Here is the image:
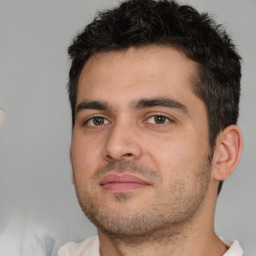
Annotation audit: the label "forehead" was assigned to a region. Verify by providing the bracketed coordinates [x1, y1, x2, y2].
[77, 46, 199, 107]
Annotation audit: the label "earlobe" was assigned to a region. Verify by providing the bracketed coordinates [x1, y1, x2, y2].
[212, 125, 243, 181]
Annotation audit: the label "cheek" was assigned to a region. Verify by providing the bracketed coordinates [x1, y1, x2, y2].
[71, 132, 104, 178]
[143, 131, 208, 178]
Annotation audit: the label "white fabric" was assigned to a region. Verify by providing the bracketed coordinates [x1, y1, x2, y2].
[58, 236, 100, 256]
[222, 237, 243, 256]
[58, 236, 243, 256]
[0, 216, 56, 256]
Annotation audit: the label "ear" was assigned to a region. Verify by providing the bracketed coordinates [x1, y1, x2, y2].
[70, 147, 75, 185]
[211, 125, 243, 181]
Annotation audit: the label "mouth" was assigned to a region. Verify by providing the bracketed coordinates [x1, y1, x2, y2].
[99, 173, 151, 193]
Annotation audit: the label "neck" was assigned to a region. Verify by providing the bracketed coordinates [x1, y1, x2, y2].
[98, 221, 227, 256]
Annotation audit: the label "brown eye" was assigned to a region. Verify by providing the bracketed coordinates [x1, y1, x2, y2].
[147, 115, 169, 124]
[86, 116, 109, 126]
[154, 115, 167, 124]
[93, 117, 105, 125]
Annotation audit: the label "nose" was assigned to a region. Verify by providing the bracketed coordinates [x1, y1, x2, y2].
[102, 121, 143, 162]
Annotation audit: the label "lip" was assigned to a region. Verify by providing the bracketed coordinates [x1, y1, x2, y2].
[99, 173, 150, 192]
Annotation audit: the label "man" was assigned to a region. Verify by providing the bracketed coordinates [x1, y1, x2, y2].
[58, 0, 243, 255]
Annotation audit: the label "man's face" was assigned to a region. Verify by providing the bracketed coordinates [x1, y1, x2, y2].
[70, 46, 213, 239]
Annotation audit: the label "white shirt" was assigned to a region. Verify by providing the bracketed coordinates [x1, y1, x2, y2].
[221, 237, 243, 256]
[58, 236, 243, 256]
[0, 216, 56, 256]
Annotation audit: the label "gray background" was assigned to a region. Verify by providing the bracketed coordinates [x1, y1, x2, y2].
[0, 0, 255, 255]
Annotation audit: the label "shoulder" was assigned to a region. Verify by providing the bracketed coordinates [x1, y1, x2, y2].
[58, 236, 99, 256]
[0, 216, 56, 256]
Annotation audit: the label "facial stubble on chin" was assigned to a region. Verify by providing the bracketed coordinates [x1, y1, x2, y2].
[73, 156, 212, 243]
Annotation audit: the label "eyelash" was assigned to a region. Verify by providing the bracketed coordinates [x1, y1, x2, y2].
[146, 114, 173, 125]
[83, 114, 173, 127]
[83, 115, 110, 127]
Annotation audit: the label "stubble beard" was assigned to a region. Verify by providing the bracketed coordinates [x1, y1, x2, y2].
[73, 156, 212, 244]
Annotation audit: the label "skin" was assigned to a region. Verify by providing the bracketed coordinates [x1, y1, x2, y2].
[70, 46, 242, 256]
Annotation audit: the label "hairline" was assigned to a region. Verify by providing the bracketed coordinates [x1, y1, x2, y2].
[71, 44, 216, 145]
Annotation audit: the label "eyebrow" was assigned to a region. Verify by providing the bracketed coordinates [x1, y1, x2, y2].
[76, 97, 188, 115]
[131, 97, 188, 114]
[76, 100, 110, 114]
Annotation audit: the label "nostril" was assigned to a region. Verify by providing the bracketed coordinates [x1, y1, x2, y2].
[105, 153, 133, 161]
[121, 153, 133, 158]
